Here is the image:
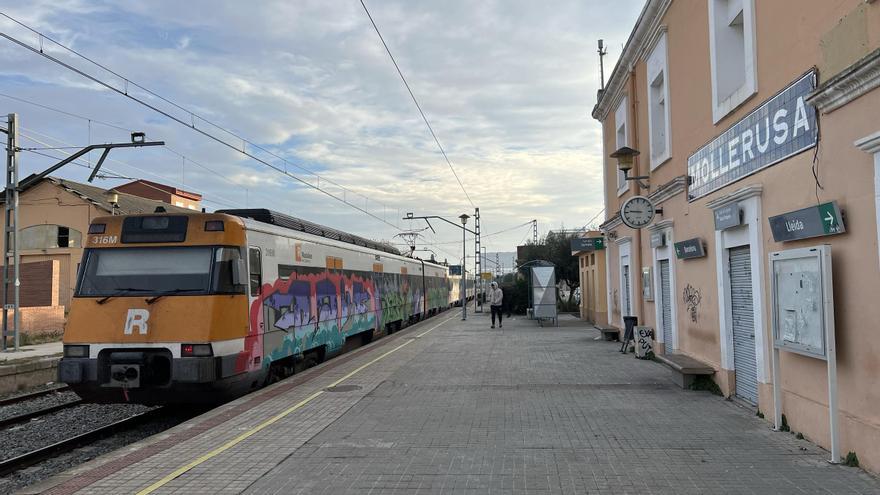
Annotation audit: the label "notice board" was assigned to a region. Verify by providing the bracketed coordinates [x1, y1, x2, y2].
[770, 245, 833, 359]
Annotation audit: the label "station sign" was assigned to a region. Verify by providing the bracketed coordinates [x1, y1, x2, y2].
[714, 203, 742, 231]
[570, 237, 604, 252]
[768, 201, 845, 242]
[650, 231, 666, 248]
[480, 272, 493, 280]
[448, 265, 462, 276]
[674, 238, 707, 260]
[687, 71, 818, 201]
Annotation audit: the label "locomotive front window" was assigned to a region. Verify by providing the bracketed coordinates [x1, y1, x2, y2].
[77, 246, 246, 297]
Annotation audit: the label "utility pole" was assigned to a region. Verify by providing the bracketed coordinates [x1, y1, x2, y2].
[403, 212, 475, 321]
[2, 114, 20, 351]
[474, 207, 481, 313]
[495, 252, 501, 278]
[1, 118, 162, 352]
[533, 219, 538, 244]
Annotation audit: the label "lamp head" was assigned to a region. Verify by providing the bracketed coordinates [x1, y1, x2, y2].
[459, 213, 470, 225]
[610, 146, 640, 175]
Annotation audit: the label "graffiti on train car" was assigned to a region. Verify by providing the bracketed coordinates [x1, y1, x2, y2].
[249, 266, 436, 371]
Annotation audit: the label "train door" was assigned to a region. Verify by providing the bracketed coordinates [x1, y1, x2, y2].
[246, 246, 265, 371]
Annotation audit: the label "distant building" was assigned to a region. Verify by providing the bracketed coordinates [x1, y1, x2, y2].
[572, 231, 607, 326]
[115, 179, 202, 211]
[1, 177, 192, 308]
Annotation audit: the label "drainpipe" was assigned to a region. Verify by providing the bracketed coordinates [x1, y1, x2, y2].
[629, 69, 646, 324]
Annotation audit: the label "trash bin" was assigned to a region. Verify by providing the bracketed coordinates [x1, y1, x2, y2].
[620, 316, 638, 353]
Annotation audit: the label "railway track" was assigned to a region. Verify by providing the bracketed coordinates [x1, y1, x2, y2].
[0, 407, 166, 476]
[0, 385, 70, 407]
[0, 398, 84, 429]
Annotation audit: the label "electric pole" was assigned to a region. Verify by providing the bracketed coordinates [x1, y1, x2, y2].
[533, 219, 538, 244]
[2, 114, 20, 351]
[1, 116, 162, 352]
[474, 207, 481, 312]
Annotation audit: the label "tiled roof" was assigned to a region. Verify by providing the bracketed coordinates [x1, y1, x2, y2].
[11, 176, 194, 215]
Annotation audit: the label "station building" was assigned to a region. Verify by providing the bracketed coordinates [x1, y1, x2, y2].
[594, 0, 880, 471]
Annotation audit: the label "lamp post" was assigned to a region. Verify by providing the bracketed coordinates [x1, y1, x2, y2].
[403, 212, 477, 322]
[459, 214, 469, 320]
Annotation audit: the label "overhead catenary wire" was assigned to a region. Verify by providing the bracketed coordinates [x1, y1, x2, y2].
[0, 13, 405, 233]
[358, 0, 474, 209]
[0, 93, 329, 221]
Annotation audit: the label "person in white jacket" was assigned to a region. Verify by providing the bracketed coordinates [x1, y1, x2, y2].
[489, 282, 503, 328]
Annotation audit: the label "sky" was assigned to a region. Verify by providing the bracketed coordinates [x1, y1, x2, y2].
[0, 0, 642, 263]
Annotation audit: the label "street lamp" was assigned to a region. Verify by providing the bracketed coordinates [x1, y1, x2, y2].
[459, 214, 469, 320]
[610, 146, 650, 189]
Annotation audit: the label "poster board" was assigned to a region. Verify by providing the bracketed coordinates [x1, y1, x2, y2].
[769, 245, 833, 359]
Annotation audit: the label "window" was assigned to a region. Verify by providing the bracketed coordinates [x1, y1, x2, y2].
[708, 0, 757, 123]
[20, 224, 82, 250]
[249, 247, 262, 296]
[647, 32, 671, 168]
[615, 96, 629, 195]
[76, 246, 244, 297]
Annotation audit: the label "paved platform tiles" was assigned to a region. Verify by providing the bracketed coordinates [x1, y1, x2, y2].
[28, 311, 880, 495]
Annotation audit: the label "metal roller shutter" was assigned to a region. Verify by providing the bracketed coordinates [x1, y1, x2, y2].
[659, 260, 672, 354]
[729, 246, 758, 404]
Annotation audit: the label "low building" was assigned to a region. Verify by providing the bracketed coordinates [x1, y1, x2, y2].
[115, 179, 202, 211]
[1, 177, 192, 308]
[593, 0, 880, 472]
[572, 231, 607, 325]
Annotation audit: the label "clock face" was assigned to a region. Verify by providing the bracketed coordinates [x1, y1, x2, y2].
[621, 195, 655, 229]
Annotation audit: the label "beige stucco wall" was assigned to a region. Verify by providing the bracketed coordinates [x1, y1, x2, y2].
[598, 0, 880, 473]
[1, 181, 107, 309]
[577, 246, 607, 326]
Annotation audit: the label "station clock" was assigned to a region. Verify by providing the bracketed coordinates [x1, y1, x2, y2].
[620, 195, 656, 229]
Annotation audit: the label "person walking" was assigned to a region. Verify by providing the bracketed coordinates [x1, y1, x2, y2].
[489, 281, 504, 328]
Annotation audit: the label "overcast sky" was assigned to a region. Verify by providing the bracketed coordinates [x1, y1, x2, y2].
[0, 0, 642, 261]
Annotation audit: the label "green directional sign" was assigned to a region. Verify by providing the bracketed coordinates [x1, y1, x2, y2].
[570, 237, 605, 252]
[817, 202, 844, 235]
[768, 201, 845, 242]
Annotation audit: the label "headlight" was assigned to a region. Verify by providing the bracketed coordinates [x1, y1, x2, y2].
[63, 345, 90, 358]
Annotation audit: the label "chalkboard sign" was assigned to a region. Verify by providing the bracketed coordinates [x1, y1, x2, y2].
[770, 245, 833, 359]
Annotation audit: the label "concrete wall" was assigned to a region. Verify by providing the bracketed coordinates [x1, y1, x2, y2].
[597, 0, 880, 473]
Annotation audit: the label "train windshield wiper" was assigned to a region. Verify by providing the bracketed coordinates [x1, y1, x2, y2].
[145, 288, 203, 305]
[96, 288, 153, 305]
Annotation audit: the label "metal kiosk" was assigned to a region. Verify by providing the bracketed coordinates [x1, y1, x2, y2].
[530, 265, 557, 327]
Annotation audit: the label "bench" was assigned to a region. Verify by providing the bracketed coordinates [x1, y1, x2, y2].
[595, 326, 620, 341]
[655, 353, 715, 389]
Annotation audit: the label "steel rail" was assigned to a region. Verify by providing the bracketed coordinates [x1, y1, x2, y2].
[0, 399, 84, 429]
[0, 386, 70, 407]
[0, 407, 164, 476]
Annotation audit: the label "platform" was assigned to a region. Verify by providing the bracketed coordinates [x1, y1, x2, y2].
[27, 312, 880, 494]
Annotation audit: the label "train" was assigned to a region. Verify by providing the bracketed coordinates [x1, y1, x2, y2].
[58, 209, 474, 404]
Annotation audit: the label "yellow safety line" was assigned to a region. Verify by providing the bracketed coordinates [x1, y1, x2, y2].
[136, 313, 454, 495]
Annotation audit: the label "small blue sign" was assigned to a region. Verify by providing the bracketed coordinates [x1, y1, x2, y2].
[448, 265, 462, 276]
[688, 71, 818, 201]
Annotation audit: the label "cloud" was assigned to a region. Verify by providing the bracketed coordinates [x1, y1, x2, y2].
[0, 0, 641, 250]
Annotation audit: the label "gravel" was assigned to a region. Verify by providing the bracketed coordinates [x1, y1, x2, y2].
[0, 389, 80, 422]
[0, 403, 153, 462]
[0, 409, 195, 494]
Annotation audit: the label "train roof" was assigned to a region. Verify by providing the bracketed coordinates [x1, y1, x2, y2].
[217, 208, 402, 256]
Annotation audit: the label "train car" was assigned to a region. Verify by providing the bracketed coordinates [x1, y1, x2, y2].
[447, 273, 476, 307]
[58, 209, 450, 404]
